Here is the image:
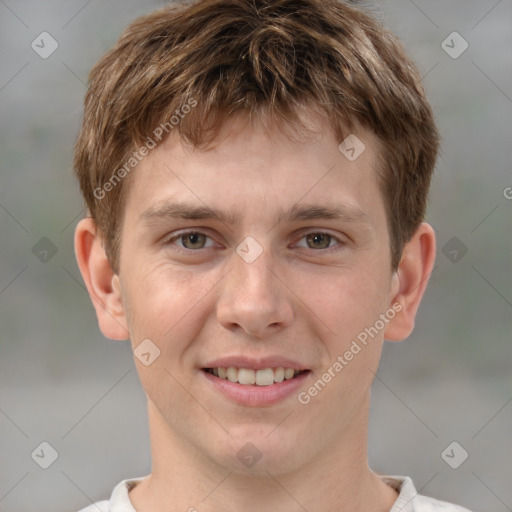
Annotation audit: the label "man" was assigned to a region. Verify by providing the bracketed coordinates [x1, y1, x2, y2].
[73, 1, 471, 510]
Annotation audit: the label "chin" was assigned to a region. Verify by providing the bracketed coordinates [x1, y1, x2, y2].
[209, 426, 306, 476]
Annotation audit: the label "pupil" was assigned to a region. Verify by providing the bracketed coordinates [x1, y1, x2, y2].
[307, 233, 330, 249]
[184, 233, 204, 248]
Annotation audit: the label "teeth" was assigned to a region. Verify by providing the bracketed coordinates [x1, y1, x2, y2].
[255, 368, 274, 386]
[227, 367, 238, 383]
[273, 367, 284, 383]
[238, 368, 256, 385]
[284, 368, 295, 380]
[209, 366, 303, 386]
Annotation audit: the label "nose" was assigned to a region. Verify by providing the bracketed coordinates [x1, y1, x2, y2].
[216, 244, 294, 338]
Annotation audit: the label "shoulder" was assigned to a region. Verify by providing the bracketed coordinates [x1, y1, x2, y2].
[413, 494, 473, 511]
[75, 500, 109, 512]
[382, 475, 473, 512]
[73, 476, 146, 512]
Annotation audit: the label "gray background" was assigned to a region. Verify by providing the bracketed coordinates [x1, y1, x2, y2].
[0, 1, 511, 511]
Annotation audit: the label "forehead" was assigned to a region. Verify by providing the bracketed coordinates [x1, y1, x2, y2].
[122, 113, 384, 230]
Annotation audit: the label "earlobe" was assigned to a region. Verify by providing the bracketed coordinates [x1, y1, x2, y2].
[383, 222, 436, 342]
[74, 218, 130, 340]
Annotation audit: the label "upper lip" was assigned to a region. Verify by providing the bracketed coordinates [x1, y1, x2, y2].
[202, 356, 310, 371]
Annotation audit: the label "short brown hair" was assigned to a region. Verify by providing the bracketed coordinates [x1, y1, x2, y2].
[74, 0, 439, 272]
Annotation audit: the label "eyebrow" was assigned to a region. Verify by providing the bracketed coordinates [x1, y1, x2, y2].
[139, 201, 372, 227]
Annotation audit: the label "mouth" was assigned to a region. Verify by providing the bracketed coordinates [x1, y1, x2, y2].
[201, 366, 311, 406]
[202, 367, 309, 386]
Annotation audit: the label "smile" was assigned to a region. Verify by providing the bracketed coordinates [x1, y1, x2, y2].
[203, 367, 307, 386]
[201, 367, 311, 406]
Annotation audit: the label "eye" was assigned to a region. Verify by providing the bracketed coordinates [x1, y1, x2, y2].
[166, 231, 215, 250]
[295, 232, 344, 251]
[164, 230, 344, 253]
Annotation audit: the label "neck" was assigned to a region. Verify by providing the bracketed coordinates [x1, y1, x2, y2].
[130, 395, 397, 512]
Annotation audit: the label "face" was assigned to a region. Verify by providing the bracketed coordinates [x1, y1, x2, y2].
[114, 114, 399, 475]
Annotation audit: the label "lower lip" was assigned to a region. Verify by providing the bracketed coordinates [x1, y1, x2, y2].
[201, 370, 310, 406]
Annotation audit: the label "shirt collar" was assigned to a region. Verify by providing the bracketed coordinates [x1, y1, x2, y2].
[383, 475, 419, 512]
[108, 474, 417, 512]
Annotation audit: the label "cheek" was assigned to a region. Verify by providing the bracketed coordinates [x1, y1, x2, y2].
[122, 262, 216, 356]
[294, 263, 390, 341]
[122, 265, 213, 406]
[124, 261, 188, 321]
[297, 264, 390, 399]
[306, 271, 388, 405]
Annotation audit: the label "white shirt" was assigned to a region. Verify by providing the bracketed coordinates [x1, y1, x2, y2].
[77, 475, 472, 511]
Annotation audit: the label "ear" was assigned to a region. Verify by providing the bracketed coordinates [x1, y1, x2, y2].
[384, 222, 436, 342]
[74, 217, 129, 340]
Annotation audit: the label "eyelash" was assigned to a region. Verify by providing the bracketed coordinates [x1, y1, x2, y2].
[164, 230, 347, 254]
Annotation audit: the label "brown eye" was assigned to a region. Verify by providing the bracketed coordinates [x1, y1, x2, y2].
[305, 233, 333, 249]
[180, 232, 207, 249]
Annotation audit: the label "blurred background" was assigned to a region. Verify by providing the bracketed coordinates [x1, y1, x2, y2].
[0, 1, 511, 510]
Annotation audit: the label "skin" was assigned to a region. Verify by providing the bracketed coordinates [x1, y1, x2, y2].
[75, 112, 436, 512]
